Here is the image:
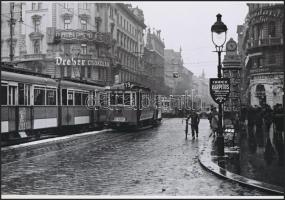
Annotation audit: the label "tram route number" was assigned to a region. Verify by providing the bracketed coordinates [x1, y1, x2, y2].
[113, 117, 126, 122]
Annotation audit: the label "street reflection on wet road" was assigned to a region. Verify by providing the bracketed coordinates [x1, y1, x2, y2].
[1, 119, 272, 196]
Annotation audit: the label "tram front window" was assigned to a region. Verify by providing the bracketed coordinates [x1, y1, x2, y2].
[117, 93, 123, 105]
[124, 93, 130, 106]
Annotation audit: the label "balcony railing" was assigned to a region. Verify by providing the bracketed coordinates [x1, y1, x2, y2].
[247, 36, 283, 49]
[61, 7, 74, 16]
[78, 8, 91, 18]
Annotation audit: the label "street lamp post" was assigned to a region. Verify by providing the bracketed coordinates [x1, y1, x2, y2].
[211, 14, 228, 156]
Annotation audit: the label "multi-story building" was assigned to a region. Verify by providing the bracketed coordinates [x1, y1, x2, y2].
[143, 28, 167, 94]
[1, 2, 147, 86]
[114, 3, 146, 84]
[240, 3, 284, 107]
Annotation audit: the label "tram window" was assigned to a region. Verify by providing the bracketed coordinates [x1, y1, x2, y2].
[110, 93, 116, 105]
[68, 90, 74, 105]
[82, 93, 88, 106]
[100, 93, 108, 107]
[25, 84, 31, 105]
[1, 84, 8, 105]
[9, 85, 17, 105]
[19, 83, 25, 105]
[62, 89, 67, 105]
[46, 89, 56, 105]
[34, 87, 45, 105]
[117, 93, 123, 105]
[75, 91, 82, 105]
[131, 93, 136, 106]
[124, 93, 130, 105]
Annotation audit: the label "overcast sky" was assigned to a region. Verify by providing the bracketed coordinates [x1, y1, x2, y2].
[128, 1, 250, 78]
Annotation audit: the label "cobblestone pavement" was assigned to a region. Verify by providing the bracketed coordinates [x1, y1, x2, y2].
[1, 118, 273, 196]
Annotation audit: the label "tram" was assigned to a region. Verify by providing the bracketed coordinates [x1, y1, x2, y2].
[1, 65, 105, 146]
[105, 82, 162, 130]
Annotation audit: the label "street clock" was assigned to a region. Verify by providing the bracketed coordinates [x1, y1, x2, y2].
[226, 40, 237, 51]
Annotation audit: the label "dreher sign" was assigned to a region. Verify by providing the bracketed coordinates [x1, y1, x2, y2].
[209, 78, 230, 104]
[55, 57, 110, 67]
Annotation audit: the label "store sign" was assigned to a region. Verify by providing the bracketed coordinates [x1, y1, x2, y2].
[250, 8, 283, 24]
[55, 57, 110, 67]
[55, 29, 112, 44]
[210, 78, 230, 104]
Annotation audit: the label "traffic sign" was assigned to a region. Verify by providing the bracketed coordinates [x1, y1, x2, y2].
[209, 78, 230, 104]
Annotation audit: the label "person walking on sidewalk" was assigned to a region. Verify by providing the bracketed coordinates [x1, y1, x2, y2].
[210, 107, 219, 137]
[189, 109, 200, 139]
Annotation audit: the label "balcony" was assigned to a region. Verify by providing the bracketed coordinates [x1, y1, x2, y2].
[78, 8, 91, 19]
[61, 7, 74, 18]
[247, 36, 283, 49]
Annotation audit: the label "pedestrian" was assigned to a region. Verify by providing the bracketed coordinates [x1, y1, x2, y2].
[189, 109, 200, 139]
[210, 107, 219, 137]
[263, 104, 273, 132]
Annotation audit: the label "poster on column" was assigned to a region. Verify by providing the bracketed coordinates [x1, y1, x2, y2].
[209, 78, 230, 104]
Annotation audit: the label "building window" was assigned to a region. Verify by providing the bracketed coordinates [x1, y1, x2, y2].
[63, 43, 71, 54]
[81, 19, 87, 30]
[34, 19, 40, 32]
[63, 3, 68, 9]
[81, 44, 87, 54]
[82, 3, 88, 10]
[33, 40, 40, 54]
[109, 6, 113, 18]
[64, 19, 71, 29]
[268, 21, 276, 37]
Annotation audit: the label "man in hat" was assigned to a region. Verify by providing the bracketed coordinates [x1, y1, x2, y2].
[189, 108, 200, 139]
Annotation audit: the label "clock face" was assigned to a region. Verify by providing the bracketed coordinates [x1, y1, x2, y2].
[227, 41, 237, 51]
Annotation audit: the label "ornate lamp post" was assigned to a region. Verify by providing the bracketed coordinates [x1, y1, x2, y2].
[211, 14, 228, 156]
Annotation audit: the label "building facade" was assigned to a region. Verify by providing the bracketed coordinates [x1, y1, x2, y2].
[143, 28, 168, 94]
[113, 3, 146, 84]
[241, 3, 284, 108]
[1, 2, 147, 86]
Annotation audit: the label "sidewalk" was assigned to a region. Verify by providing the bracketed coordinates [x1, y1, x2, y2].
[198, 123, 284, 195]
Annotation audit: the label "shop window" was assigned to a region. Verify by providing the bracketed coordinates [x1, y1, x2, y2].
[62, 89, 67, 105]
[1, 84, 8, 105]
[34, 87, 45, 105]
[46, 89, 56, 105]
[63, 43, 71, 54]
[64, 19, 71, 30]
[68, 90, 74, 105]
[268, 21, 276, 37]
[75, 91, 82, 105]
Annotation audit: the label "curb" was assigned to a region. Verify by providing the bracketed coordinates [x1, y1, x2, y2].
[198, 139, 284, 195]
[1, 129, 112, 165]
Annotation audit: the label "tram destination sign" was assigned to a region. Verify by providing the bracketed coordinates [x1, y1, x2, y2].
[209, 78, 230, 104]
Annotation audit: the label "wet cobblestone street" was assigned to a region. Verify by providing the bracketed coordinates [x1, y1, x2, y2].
[1, 118, 273, 196]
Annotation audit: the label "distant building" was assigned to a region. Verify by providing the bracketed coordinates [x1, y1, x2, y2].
[240, 3, 284, 107]
[143, 28, 168, 94]
[164, 48, 193, 95]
